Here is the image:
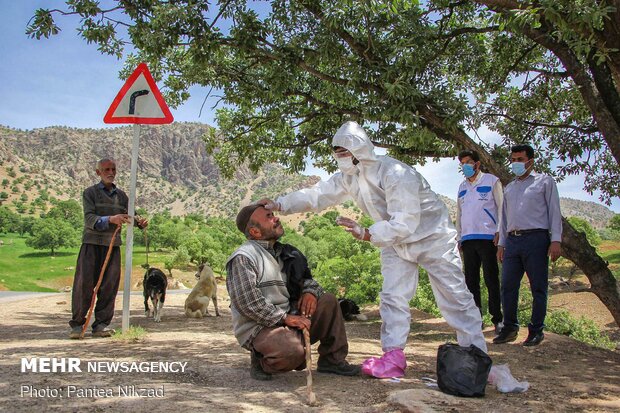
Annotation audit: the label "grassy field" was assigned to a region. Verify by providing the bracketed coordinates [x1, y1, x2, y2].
[1, 232, 619, 292]
[0, 233, 176, 291]
[599, 240, 620, 278]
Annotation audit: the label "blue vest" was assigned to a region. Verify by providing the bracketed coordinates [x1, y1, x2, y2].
[458, 173, 499, 241]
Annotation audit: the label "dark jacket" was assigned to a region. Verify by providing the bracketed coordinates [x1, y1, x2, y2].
[276, 243, 313, 306]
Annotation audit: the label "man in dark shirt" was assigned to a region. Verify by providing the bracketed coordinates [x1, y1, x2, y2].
[69, 158, 147, 339]
[226, 203, 359, 380]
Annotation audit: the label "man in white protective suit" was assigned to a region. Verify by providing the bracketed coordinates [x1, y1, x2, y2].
[259, 121, 487, 378]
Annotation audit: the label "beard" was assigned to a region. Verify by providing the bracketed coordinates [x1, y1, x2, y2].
[257, 222, 284, 241]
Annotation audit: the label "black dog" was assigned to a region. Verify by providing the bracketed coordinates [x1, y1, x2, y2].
[338, 298, 366, 321]
[143, 267, 168, 322]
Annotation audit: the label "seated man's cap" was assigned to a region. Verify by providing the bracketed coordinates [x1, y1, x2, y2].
[235, 203, 265, 233]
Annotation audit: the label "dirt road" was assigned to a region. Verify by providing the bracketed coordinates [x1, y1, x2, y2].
[1, 287, 619, 412]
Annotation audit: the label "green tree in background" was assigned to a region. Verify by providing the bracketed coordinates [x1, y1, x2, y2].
[164, 246, 191, 277]
[145, 213, 244, 273]
[27, 0, 620, 325]
[25, 218, 80, 255]
[610, 214, 620, 232]
[16, 216, 37, 237]
[0, 206, 20, 233]
[567, 216, 601, 247]
[283, 212, 383, 303]
[46, 199, 83, 229]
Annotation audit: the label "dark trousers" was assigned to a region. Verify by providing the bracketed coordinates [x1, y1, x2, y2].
[251, 293, 349, 374]
[69, 244, 121, 331]
[501, 232, 550, 334]
[461, 239, 502, 325]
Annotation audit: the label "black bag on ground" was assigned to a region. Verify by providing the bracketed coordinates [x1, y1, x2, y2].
[436, 343, 492, 397]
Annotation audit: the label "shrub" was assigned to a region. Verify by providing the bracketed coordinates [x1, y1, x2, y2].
[598, 228, 620, 241]
[314, 252, 383, 304]
[410, 269, 441, 317]
[546, 310, 615, 350]
[25, 217, 80, 255]
[516, 286, 615, 349]
[567, 217, 601, 246]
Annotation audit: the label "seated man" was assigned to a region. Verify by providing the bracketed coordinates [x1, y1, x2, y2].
[226, 203, 360, 380]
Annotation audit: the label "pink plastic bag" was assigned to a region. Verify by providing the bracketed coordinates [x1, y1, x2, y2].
[361, 349, 406, 378]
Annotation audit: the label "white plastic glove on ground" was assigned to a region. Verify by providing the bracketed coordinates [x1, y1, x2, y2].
[488, 364, 529, 393]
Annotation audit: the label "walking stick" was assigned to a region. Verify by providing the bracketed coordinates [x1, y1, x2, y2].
[80, 224, 122, 339]
[141, 216, 149, 268]
[303, 328, 317, 405]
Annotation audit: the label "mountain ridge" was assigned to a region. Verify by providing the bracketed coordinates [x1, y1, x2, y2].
[0, 123, 317, 218]
[0, 123, 616, 228]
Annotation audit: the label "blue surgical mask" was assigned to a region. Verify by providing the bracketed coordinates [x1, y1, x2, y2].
[461, 163, 475, 178]
[511, 161, 527, 176]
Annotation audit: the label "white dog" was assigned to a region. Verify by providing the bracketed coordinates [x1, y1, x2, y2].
[184, 263, 220, 318]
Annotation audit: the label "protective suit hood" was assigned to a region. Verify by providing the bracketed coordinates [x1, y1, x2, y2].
[332, 121, 378, 162]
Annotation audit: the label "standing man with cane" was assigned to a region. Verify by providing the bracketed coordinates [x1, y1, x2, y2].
[69, 158, 147, 339]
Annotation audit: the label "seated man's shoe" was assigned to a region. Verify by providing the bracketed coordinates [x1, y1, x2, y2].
[317, 359, 360, 376]
[250, 351, 272, 381]
[361, 349, 406, 378]
[92, 326, 116, 338]
[492, 328, 518, 344]
[69, 326, 83, 339]
[523, 331, 544, 347]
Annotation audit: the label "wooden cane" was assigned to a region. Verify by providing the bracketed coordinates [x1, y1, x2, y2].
[140, 215, 149, 268]
[303, 328, 317, 405]
[80, 224, 121, 339]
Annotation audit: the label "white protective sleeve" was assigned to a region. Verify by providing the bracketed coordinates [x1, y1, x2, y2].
[277, 173, 352, 214]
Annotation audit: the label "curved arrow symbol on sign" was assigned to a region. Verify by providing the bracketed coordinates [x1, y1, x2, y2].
[129, 90, 150, 114]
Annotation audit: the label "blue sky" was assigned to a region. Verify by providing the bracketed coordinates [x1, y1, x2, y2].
[1, 1, 618, 213]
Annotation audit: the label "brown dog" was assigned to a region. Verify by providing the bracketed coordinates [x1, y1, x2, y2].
[184, 263, 220, 318]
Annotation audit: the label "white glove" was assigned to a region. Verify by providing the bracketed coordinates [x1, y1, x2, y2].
[256, 198, 281, 211]
[336, 216, 366, 240]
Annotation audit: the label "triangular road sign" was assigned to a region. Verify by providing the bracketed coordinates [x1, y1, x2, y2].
[103, 63, 174, 124]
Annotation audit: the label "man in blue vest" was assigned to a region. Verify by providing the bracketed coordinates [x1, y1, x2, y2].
[456, 150, 503, 334]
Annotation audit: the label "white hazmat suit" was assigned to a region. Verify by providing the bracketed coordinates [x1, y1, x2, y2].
[277, 121, 487, 353]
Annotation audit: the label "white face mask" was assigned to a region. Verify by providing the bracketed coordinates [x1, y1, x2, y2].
[336, 156, 358, 175]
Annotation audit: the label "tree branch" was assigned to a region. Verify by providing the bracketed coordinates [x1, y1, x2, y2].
[485, 112, 599, 133]
[436, 25, 500, 39]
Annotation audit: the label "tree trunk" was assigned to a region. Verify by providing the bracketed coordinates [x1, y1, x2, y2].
[417, 104, 620, 327]
[478, 0, 620, 169]
[560, 217, 620, 327]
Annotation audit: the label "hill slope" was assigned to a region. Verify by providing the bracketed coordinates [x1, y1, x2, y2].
[0, 123, 616, 227]
[0, 124, 317, 218]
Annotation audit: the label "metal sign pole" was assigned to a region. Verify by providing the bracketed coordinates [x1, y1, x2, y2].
[103, 63, 172, 333]
[122, 124, 141, 332]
